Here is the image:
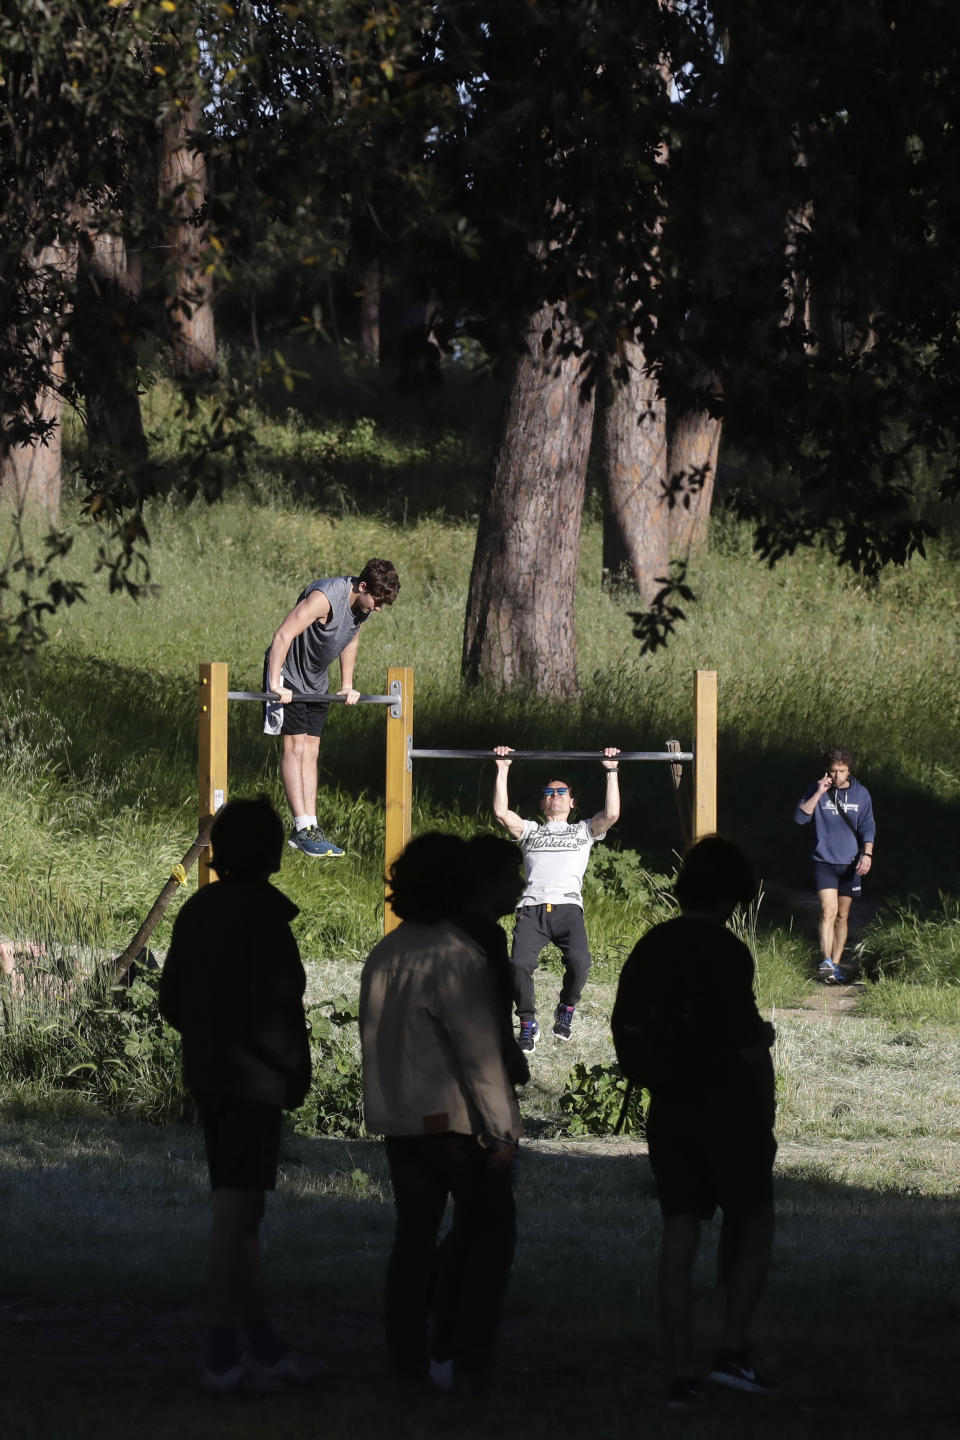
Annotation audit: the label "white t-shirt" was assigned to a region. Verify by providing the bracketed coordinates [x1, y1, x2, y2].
[517, 819, 603, 909]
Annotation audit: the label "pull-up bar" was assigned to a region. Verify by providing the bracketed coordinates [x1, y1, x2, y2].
[228, 690, 396, 705]
[197, 663, 717, 929]
[409, 748, 694, 762]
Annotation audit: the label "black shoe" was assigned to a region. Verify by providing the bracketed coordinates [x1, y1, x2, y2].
[518, 1020, 540, 1053]
[552, 1003, 575, 1040]
[707, 1350, 778, 1395]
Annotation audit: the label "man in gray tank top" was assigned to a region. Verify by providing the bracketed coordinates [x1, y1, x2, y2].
[265, 558, 400, 856]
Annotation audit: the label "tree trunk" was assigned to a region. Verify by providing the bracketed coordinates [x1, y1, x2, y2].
[159, 97, 216, 378]
[0, 365, 64, 519]
[667, 401, 722, 556]
[357, 257, 381, 364]
[0, 244, 72, 520]
[600, 341, 669, 605]
[462, 305, 595, 697]
[75, 228, 147, 458]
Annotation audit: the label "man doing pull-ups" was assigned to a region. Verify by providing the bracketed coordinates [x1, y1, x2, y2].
[493, 746, 621, 1051]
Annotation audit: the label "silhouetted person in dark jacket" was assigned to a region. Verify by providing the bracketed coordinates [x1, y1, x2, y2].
[160, 796, 311, 1393]
[612, 836, 777, 1409]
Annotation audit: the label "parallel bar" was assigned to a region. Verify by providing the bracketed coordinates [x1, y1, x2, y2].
[385, 668, 414, 935]
[409, 748, 693, 762]
[198, 662, 228, 888]
[693, 669, 718, 840]
[228, 690, 394, 704]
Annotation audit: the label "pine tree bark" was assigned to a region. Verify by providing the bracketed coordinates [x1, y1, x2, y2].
[667, 400, 721, 556]
[0, 364, 64, 519]
[75, 228, 147, 458]
[0, 244, 71, 520]
[600, 341, 669, 605]
[159, 97, 216, 378]
[357, 256, 381, 364]
[462, 305, 595, 697]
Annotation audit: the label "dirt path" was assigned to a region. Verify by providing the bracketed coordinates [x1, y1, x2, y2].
[763, 880, 874, 1023]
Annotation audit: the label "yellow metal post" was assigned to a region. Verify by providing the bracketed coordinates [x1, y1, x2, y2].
[693, 669, 718, 841]
[198, 661, 228, 886]
[384, 666, 413, 933]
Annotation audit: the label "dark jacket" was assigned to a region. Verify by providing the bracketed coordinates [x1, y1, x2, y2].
[612, 915, 774, 1120]
[159, 879, 311, 1109]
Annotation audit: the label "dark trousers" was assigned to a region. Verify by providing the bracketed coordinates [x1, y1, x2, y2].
[384, 1133, 517, 1378]
[511, 903, 592, 1021]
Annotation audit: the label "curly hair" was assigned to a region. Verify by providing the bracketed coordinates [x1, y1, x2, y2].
[357, 557, 400, 604]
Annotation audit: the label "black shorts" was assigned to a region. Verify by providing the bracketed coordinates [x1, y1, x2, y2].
[646, 1096, 776, 1221]
[195, 1092, 284, 1191]
[262, 653, 329, 738]
[279, 698, 329, 738]
[813, 860, 861, 899]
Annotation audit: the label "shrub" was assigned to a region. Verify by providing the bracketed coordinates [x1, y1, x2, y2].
[292, 995, 365, 1139]
[557, 1061, 646, 1137]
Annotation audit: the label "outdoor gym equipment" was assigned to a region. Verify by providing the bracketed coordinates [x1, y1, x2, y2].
[196, 663, 718, 932]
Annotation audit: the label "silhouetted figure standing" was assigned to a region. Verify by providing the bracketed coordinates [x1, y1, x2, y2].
[359, 833, 523, 1390]
[612, 836, 777, 1409]
[159, 796, 311, 1392]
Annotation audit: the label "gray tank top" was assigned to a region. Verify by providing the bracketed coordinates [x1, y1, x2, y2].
[281, 576, 366, 696]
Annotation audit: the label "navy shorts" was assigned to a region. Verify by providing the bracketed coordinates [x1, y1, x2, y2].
[814, 860, 861, 899]
[195, 1092, 283, 1191]
[646, 1096, 776, 1220]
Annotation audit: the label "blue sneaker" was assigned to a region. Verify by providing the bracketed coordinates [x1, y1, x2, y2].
[518, 1019, 540, 1053]
[289, 825, 345, 858]
[818, 959, 844, 985]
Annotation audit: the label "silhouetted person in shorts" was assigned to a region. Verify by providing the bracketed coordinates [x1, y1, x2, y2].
[159, 796, 311, 1392]
[359, 833, 523, 1390]
[612, 836, 777, 1409]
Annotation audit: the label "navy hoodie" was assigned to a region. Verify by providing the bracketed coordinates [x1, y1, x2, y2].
[794, 777, 876, 865]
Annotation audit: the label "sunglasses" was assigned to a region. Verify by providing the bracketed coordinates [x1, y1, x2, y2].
[542, 787, 569, 797]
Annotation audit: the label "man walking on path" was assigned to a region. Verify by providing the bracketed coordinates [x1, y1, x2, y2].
[264, 558, 399, 857]
[493, 745, 620, 1050]
[794, 746, 875, 984]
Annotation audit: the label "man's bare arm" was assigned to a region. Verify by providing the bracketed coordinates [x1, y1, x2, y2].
[337, 631, 362, 704]
[266, 589, 331, 700]
[492, 747, 525, 839]
[589, 747, 621, 837]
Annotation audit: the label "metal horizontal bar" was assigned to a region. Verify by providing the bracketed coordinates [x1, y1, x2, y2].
[228, 691, 395, 704]
[408, 749, 694, 762]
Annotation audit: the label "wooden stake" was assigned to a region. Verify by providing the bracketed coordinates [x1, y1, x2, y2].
[384, 666, 413, 933]
[198, 661, 228, 886]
